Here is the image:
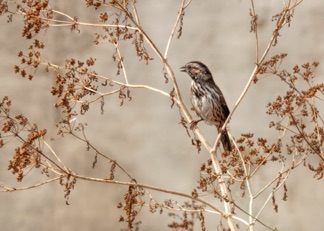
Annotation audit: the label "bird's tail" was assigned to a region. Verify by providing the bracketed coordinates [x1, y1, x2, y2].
[221, 130, 232, 152]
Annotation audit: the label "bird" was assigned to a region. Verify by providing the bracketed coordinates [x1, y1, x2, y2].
[180, 61, 232, 152]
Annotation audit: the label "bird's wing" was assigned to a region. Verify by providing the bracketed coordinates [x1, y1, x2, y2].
[220, 94, 230, 119]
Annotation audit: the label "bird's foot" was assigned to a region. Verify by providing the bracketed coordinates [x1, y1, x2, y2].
[189, 119, 203, 130]
[189, 120, 198, 130]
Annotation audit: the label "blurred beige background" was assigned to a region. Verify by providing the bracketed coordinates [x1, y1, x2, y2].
[1, 1, 323, 230]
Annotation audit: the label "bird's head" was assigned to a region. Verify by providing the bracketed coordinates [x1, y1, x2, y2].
[180, 61, 213, 82]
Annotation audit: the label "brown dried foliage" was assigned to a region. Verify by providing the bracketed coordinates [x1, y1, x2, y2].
[190, 49, 322, 227]
[1, 97, 47, 181]
[168, 201, 205, 231]
[118, 184, 145, 229]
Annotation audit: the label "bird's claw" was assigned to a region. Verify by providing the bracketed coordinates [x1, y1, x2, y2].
[189, 120, 198, 130]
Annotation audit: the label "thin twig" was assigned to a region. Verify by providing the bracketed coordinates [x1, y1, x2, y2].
[43, 139, 69, 172]
[130, 0, 140, 25]
[0, 177, 61, 192]
[236, 141, 254, 229]
[183, 0, 193, 9]
[164, 0, 186, 59]
[112, 40, 129, 84]
[73, 173, 225, 216]
[250, 0, 259, 62]
[212, 1, 298, 151]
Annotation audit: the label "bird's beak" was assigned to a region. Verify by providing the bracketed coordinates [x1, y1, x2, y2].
[180, 66, 187, 72]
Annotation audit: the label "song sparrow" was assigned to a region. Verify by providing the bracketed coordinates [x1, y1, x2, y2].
[180, 61, 232, 152]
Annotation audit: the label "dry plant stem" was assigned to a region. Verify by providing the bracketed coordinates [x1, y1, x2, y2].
[45, 63, 171, 101]
[212, 0, 301, 151]
[311, 98, 324, 158]
[73, 174, 226, 216]
[208, 2, 303, 229]
[0, 177, 61, 192]
[250, 121, 289, 178]
[163, 8, 238, 231]
[230, 62, 288, 230]
[87, 83, 170, 100]
[183, 0, 193, 9]
[43, 139, 69, 172]
[113, 2, 237, 230]
[14, 133, 67, 174]
[253, 168, 291, 225]
[48, 20, 136, 28]
[272, 73, 324, 158]
[213, 34, 279, 151]
[2, 1, 305, 230]
[112, 41, 129, 84]
[147, 191, 248, 226]
[130, 0, 140, 25]
[236, 141, 254, 228]
[51, 9, 74, 20]
[206, 32, 278, 227]
[250, 0, 259, 62]
[289, 113, 323, 159]
[91, 2, 238, 229]
[252, 150, 309, 224]
[17, 9, 138, 30]
[254, 148, 309, 199]
[163, 0, 186, 59]
[69, 130, 134, 180]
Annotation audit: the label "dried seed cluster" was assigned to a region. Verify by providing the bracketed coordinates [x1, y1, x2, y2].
[1, 97, 46, 181]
